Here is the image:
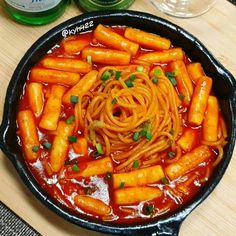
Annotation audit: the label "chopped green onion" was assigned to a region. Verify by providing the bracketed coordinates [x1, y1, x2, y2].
[161, 177, 168, 185]
[169, 128, 174, 135]
[133, 160, 140, 168]
[165, 71, 177, 86]
[146, 131, 152, 141]
[143, 204, 154, 215]
[139, 121, 153, 141]
[179, 93, 185, 100]
[129, 74, 136, 81]
[165, 71, 175, 77]
[70, 95, 78, 104]
[152, 77, 158, 84]
[168, 77, 177, 86]
[72, 164, 79, 172]
[145, 122, 152, 141]
[125, 80, 134, 88]
[101, 71, 111, 81]
[167, 151, 175, 158]
[32, 145, 39, 153]
[68, 136, 77, 143]
[104, 172, 112, 181]
[66, 115, 75, 124]
[96, 143, 104, 155]
[85, 187, 93, 195]
[115, 71, 121, 80]
[87, 55, 92, 64]
[139, 130, 147, 137]
[154, 68, 162, 77]
[120, 182, 125, 189]
[136, 66, 144, 72]
[133, 132, 140, 141]
[42, 141, 51, 150]
[112, 98, 118, 104]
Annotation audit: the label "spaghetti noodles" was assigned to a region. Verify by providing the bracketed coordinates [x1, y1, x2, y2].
[78, 69, 181, 171]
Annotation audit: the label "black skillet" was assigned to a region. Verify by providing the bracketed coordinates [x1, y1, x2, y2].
[0, 11, 236, 236]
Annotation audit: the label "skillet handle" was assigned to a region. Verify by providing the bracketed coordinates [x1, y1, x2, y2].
[151, 220, 181, 236]
[131, 218, 183, 236]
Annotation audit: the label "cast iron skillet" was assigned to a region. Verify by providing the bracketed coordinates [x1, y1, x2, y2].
[0, 10, 236, 236]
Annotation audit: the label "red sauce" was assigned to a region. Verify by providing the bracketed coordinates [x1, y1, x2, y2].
[17, 26, 222, 223]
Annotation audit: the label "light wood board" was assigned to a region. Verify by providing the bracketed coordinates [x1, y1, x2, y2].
[0, 0, 236, 235]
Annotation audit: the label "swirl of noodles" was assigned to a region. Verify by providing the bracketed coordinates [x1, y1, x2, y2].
[77, 67, 181, 171]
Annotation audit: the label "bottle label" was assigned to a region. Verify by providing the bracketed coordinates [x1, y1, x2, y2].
[5, 0, 61, 12]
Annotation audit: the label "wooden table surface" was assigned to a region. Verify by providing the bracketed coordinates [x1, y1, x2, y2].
[0, 0, 236, 235]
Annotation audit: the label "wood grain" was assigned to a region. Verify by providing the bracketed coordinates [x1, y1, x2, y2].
[0, 0, 236, 235]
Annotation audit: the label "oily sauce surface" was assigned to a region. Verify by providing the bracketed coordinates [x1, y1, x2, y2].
[17, 26, 220, 223]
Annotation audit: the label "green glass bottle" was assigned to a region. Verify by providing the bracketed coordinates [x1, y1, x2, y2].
[75, 0, 135, 12]
[2, 0, 69, 25]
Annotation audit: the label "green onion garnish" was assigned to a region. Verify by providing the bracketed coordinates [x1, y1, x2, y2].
[72, 164, 79, 172]
[139, 121, 152, 141]
[165, 71, 177, 86]
[104, 172, 112, 181]
[146, 131, 152, 141]
[125, 80, 134, 88]
[139, 130, 147, 137]
[112, 98, 118, 104]
[154, 68, 162, 77]
[165, 71, 175, 77]
[70, 95, 78, 104]
[136, 66, 144, 72]
[179, 93, 185, 100]
[101, 71, 111, 81]
[133, 160, 140, 168]
[161, 177, 168, 185]
[42, 141, 51, 150]
[152, 77, 158, 84]
[32, 145, 39, 153]
[167, 151, 175, 158]
[168, 77, 177, 86]
[143, 204, 154, 215]
[68, 136, 77, 143]
[66, 115, 75, 124]
[96, 143, 104, 155]
[87, 55, 92, 64]
[120, 182, 125, 189]
[129, 74, 136, 81]
[115, 71, 121, 80]
[133, 132, 140, 141]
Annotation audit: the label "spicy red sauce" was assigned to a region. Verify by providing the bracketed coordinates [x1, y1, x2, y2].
[17, 26, 221, 223]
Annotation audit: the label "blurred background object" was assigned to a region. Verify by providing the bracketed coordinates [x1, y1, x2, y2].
[2, 0, 69, 25]
[150, 0, 217, 18]
[75, 0, 135, 11]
